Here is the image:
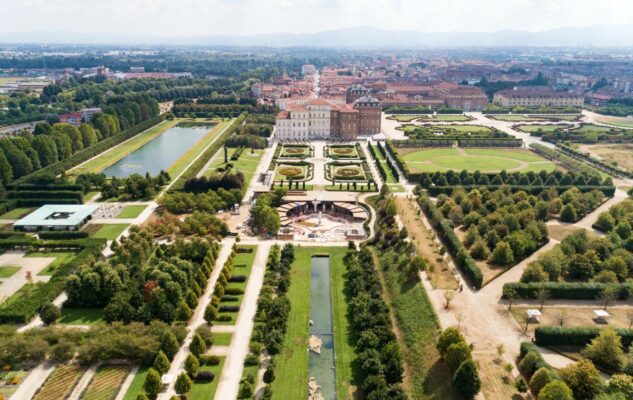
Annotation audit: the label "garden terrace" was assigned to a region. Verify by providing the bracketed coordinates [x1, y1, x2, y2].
[595, 114, 633, 128]
[81, 365, 131, 400]
[529, 123, 633, 143]
[325, 162, 366, 181]
[274, 161, 313, 183]
[323, 143, 363, 159]
[514, 124, 570, 135]
[395, 147, 557, 175]
[488, 114, 579, 122]
[397, 124, 506, 140]
[33, 364, 86, 400]
[278, 144, 314, 159]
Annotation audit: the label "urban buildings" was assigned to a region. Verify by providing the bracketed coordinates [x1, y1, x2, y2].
[275, 97, 381, 141]
[493, 87, 584, 107]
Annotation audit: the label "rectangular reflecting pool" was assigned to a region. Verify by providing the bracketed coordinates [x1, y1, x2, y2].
[309, 255, 337, 400]
[102, 124, 213, 178]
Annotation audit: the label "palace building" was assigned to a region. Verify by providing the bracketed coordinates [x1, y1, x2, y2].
[275, 97, 381, 141]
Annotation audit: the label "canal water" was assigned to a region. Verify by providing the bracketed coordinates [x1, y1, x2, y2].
[102, 124, 213, 178]
[309, 255, 337, 400]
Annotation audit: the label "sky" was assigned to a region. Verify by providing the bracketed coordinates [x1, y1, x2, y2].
[2, 0, 633, 37]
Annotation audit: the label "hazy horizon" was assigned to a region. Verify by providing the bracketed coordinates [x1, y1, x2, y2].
[2, 0, 633, 38]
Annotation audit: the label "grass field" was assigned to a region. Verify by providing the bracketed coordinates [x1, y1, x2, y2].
[514, 124, 569, 133]
[387, 184, 406, 193]
[190, 358, 225, 400]
[166, 120, 231, 178]
[215, 245, 257, 325]
[69, 119, 180, 176]
[271, 247, 352, 400]
[373, 248, 460, 399]
[59, 307, 105, 325]
[0, 266, 20, 278]
[399, 148, 557, 173]
[90, 224, 129, 240]
[418, 114, 473, 122]
[82, 365, 130, 400]
[116, 205, 147, 219]
[574, 123, 618, 133]
[580, 143, 633, 171]
[0, 207, 34, 219]
[27, 251, 77, 276]
[122, 366, 149, 400]
[596, 116, 633, 128]
[213, 332, 233, 346]
[371, 144, 397, 183]
[205, 147, 264, 185]
[388, 115, 420, 122]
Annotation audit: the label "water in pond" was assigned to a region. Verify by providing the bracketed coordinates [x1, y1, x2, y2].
[102, 125, 213, 178]
[309, 256, 337, 400]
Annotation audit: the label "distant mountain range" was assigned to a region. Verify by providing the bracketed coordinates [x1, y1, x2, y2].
[3, 25, 633, 47]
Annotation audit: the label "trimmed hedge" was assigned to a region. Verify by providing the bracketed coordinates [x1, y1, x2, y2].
[0, 238, 106, 323]
[17, 199, 81, 207]
[502, 281, 632, 300]
[15, 114, 168, 184]
[519, 342, 558, 378]
[535, 326, 633, 348]
[427, 185, 616, 197]
[529, 143, 603, 178]
[418, 193, 483, 289]
[0, 200, 18, 215]
[9, 190, 83, 201]
[0, 231, 27, 239]
[38, 231, 90, 240]
[11, 184, 84, 192]
[457, 138, 523, 147]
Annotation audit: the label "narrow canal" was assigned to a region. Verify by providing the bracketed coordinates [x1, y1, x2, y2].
[309, 255, 337, 400]
[102, 124, 213, 178]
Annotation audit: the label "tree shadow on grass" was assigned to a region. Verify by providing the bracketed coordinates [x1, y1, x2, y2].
[423, 359, 462, 400]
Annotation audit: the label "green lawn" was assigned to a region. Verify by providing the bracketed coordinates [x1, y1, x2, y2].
[371, 145, 397, 183]
[401, 148, 557, 173]
[59, 307, 105, 325]
[0, 266, 20, 278]
[271, 247, 353, 400]
[205, 147, 264, 185]
[190, 358, 225, 400]
[373, 248, 460, 399]
[70, 119, 180, 176]
[419, 114, 472, 122]
[387, 184, 406, 193]
[596, 116, 633, 128]
[274, 163, 310, 182]
[215, 245, 257, 325]
[213, 332, 233, 346]
[91, 224, 129, 240]
[26, 251, 77, 276]
[0, 208, 34, 219]
[116, 205, 147, 219]
[574, 124, 618, 133]
[515, 124, 569, 133]
[122, 366, 149, 400]
[167, 120, 231, 178]
[388, 115, 420, 122]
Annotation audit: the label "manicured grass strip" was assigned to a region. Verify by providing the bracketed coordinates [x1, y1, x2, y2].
[167, 120, 230, 177]
[0, 207, 34, 219]
[91, 224, 129, 240]
[215, 245, 257, 325]
[70, 119, 180, 175]
[205, 148, 264, 185]
[213, 332, 233, 346]
[82, 365, 130, 400]
[0, 266, 20, 278]
[122, 366, 149, 400]
[387, 184, 406, 193]
[270, 247, 311, 400]
[59, 307, 105, 325]
[116, 205, 147, 219]
[328, 247, 357, 400]
[27, 251, 77, 276]
[373, 248, 460, 399]
[190, 358, 225, 400]
[33, 364, 86, 400]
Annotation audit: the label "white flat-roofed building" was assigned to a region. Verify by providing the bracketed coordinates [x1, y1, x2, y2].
[14, 204, 99, 232]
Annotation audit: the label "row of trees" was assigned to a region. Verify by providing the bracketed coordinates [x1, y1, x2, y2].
[100, 171, 171, 200]
[249, 188, 287, 235]
[436, 328, 482, 399]
[244, 244, 295, 399]
[345, 245, 407, 399]
[159, 188, 242, 214]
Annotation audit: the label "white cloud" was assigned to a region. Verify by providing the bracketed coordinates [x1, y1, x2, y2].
[1, 0, 632, 36]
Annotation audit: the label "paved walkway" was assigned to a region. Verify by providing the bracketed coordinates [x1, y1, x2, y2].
[0, 251, 54, 302]
[114, 366, 139, 400]
[159, 238, 235, 399]
[68, 363, 98, 400]
[10, 362, 55, 400]
[214, 243, 271, 400]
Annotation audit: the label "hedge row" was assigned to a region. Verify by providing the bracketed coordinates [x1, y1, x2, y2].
[38, 231, 90, 240]
[377, 142, 400, 182]
[9, 190, 83, 202]
[11, 184, 84, 192]
[418, 193, 483, 289]
[519, 342, 558, 379]
[0, 231, 26, 239]
[457, 138, 523, 147]
[391, 139, 454, 148]
[385, 141, 410, 179]
[15, 114, 168, 184]
[170, 113, 245, 192]
[557, 144, 632, 179]
[535, 326, 633, 348]
[16, 199, 81, 207]
[0, 200, 18, 215]
[529, 143, 603, 178]
[426, 185, 616, 197]
[503, 281, 632, 300]
[0, 238, 106, 323]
